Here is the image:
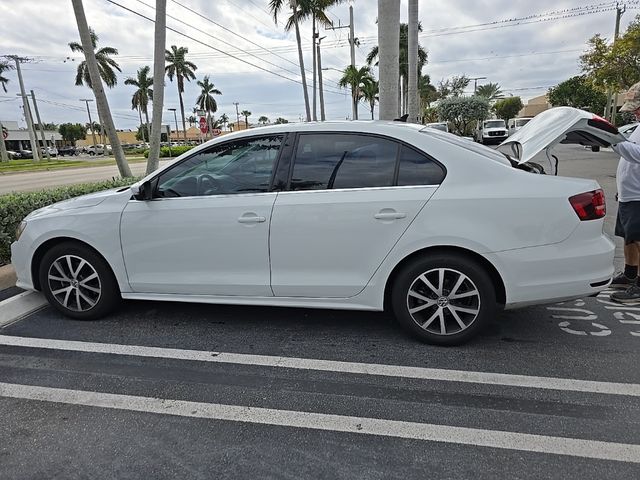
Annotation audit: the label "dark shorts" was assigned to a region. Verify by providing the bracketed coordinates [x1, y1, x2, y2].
[615, 201, 640, 244]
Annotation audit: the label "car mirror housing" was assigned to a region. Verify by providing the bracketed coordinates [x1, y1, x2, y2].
[131, 181, 154, 201]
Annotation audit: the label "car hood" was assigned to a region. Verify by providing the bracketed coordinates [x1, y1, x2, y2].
[499, 107, 626, 164]
[26, 188, 123, 219]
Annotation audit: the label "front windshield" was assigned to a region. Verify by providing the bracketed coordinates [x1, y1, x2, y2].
[516, 119, 531, 127]
[484, 121, 505, 129]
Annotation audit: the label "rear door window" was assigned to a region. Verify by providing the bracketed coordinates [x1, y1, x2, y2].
[290, 134, 399, 190]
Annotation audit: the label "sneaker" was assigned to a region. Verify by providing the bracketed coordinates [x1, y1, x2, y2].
[611, 284, 640, 303]
[610, 272, 638, 289]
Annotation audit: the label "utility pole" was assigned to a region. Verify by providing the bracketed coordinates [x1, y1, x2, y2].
[80, 99, 98, 150]
[317, 36, 326, 121]
[10, 56, 40, 162]
[0, 121, 9, 163]
[469, 76, 487, 94]
[606, 2, 626, 124]
[327, 7, 356, 119]
[312, 17, 317, 121]
[30, 90, 50, 160]
[234, 102, 240, 128]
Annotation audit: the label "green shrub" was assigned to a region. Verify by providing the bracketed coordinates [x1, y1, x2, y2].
[143, 145, 195, 158]
[0, 177, 139, 265]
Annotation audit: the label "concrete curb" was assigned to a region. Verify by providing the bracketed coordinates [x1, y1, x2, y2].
[0, 264, 17, 291]
[0, 291, 48, 328]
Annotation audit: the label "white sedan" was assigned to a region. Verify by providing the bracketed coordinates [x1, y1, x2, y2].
[11, 108, 622, 345]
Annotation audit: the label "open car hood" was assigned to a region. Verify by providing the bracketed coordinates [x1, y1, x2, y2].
[499, 107, 626, 164]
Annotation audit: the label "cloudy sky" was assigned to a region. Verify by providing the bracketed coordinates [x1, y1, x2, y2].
[1, 0, 638, 130]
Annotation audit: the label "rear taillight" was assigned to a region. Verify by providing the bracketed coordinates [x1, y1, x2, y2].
[588, 115, 619, 134]
[569, 189, 606, 221]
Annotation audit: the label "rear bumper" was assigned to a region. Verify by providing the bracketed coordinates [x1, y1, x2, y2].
[486, 229, 615, 309]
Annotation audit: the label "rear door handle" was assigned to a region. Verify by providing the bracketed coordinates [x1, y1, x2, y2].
[374, 211, 407, 220]
[238, 214, 266, 224]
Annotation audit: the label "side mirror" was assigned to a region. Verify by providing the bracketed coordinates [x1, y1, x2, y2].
[131, 181, 153, 200]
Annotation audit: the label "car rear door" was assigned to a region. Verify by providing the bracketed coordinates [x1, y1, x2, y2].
[269, 132, 445, 298]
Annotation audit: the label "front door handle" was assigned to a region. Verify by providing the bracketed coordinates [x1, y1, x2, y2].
[374, 211, 407, 220]
[238, 213, 266, 224]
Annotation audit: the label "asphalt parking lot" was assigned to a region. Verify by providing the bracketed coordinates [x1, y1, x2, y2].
[0, 145, 638, 478]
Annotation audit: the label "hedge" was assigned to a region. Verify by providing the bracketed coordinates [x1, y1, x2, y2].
[143, 145, 194, 158]
[0, 177, 139, 265]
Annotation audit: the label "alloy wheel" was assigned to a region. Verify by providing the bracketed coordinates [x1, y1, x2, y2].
[47, 255, 102, 312]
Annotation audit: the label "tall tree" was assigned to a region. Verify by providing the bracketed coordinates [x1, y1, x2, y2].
[147, 0, 166, 174]
[269, 0, 311, 121]
[0, 60, 13, 93]
[580, 15, 640, 92]
[367, 22, 428, 116]
[360, 80, 379, 120]
[124, 66, 153, 142]
[70, 0, 131, 177]
[258, 115, 269, 124]
[240, 110, 252, 129]
[195, 75, 222, 138]
[220, 113, 229, 131]
[377, 0, 400, 120]
[165, 45, 197, 141]
[338, 65, 374, 120]
[548, 75, 606, 114]
[419, 74, 438, 110]
[437, 96, 490, 136]
[69, 27, 121, 88]
[494, 97, 524, 124]
[475, 82, 503, 102]
[407, 0, 419, 123]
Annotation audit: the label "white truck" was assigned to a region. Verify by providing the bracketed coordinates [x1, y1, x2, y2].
[475, 119, 509, 145]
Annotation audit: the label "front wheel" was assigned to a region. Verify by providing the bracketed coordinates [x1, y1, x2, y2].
[39, 242, 121, 320]
[391, 254, 497, 346]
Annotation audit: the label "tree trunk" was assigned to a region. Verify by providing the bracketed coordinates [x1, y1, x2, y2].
[147, 0, 166, 174]
[370, 102, 375, 120]
[143, 105, 151, 143]
[312, 13, 317, 121]
[293, 8, 311, 122]
[317, 40, 325, 121]
[137, 106, 144, 139]
[408, 0, 419, 123]
[378, 0, 401, 122]
[178, 78, 187, 141]
[71, 0, 131, 177]
[352, 88, 359, 120]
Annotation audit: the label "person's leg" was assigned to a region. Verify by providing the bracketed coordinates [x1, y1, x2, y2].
[612, 202, 640, 288]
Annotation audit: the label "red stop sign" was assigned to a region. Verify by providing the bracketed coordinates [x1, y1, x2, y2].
[199, 117, 207, 134]
[2, 127, 7, 140]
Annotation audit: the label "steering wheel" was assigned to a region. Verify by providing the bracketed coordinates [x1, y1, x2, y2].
[197, 174, 222, 195]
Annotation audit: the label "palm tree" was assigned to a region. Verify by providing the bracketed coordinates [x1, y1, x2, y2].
[0, 61, 13, 93]
[165, 45, 197, 140]
[377, 0, 400, 120]
[220, 113, 229, 131]
[269, 0, 311, 121]
[124, 66, 153, 142]
[294, 0, 344, 121]
[367, 22, 428, 116]
[360, 80, 379, 120]
[241, 110, 252, 129]
[147, 0, 166, 175]
[195, 75, 222, 138]
[258, 115, 269, 125]
[69, 27, 121, 88]
[338, 65, 374, 120]
[475, 82, 504, 102]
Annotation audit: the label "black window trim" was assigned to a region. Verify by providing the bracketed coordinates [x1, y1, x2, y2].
[150, 132, 290, 199]
[285, 131, 447, 192]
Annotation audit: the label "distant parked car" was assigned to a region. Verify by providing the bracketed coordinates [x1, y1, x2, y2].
[85, 144, 112, 155]
[6, 150, 21, 159]
[58, 146, 78, 156]
[508, 117, 533, 135]
[40, 146, 58, 157]
[17, 149, 33, 159]
[619, 122, 638, 139]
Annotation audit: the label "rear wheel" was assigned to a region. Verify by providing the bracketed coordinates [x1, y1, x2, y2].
[391, 254, 496, 346]
[39, 242, 120, 320]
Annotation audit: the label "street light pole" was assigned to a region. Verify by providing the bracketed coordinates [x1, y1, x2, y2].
[30, 90, 51, 160]
[469, 76, 487, 94]
[11, 57, 40, 162]
[80, 99, 97, 150]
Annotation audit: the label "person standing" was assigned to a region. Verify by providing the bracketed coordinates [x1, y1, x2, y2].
[608, 81, 640, 302]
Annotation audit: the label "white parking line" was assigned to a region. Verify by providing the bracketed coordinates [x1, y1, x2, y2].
[0, 293, 48, 328]
[0, 381, 638, 463]
[1, 335, 639, 397]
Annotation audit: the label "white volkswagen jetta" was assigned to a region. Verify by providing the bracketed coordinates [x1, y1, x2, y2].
[11, 107, 622, 345]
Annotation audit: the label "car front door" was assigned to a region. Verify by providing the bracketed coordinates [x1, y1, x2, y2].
[120, 134, 285, 296]
[269, 133, 445, 298]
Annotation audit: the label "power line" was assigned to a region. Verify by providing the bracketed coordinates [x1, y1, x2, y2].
[103, 0, 347, 97]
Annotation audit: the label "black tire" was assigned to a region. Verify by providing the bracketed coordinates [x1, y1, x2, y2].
[391, 254, 496, 346]
[39, 242, 121, 320]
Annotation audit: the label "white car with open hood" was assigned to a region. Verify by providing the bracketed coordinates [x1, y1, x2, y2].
[11, 108, 623, 345]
